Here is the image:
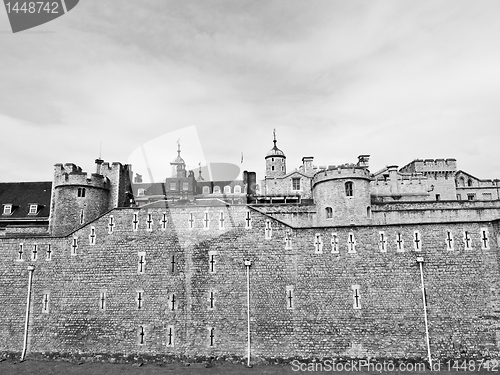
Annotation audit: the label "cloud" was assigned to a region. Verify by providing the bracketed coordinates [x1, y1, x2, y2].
[0, 1, 500, 182]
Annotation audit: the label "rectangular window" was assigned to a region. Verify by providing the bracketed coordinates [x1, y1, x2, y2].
[463, 231, 472, 250]
[483, 193, 492, 200]
[265, 219, 272, 239]
[331, 233, 339, 254]
[218, 211, 225, 230]
[379, 231, 387, 252]
[467, 193, 475, 201]
[161, 213, 168, 230]
[170, 254, 176, 274]
[99, 290, 107, 311]
[208, 327, 215, 347]
[413, 230, 422, 251]
[203, 211, 210, 230]
[138, 252, 146, 274]
[435, 194, 440, 201]
[167, 325, 175, 347]
[108, 216, 115, 234]
[314, 233, 323, 254]
[396, 233, 404, 252]
[292, 178, 301, 191]
[71, 237, 78, 256]
[188, 213, 195, 229]
[46, 244, 52, 261]
[481, 228, 490, 250]
[146, 213, 153, 231]
[286, 285, 294, 309]
[18, 243, 24, 261]
[77, 188, 86, 197]
[132, 213, 139, 231]
[208, 289, 216, 310]
[352, 285, 361, 309]
[456, 194, 461, 200]
[285, 230, 292, 250]
[29, 204, 38, 215]
[345, 182, 354, 197]
[245, 211, 252, 229]
[89, 226, 96, 245]
[347, 232, 356, 253]
[168, 293, 176, 311]
[31, 244, 38, 261]
[208, 251, 217, 274]
[170, 182, 176, 191]
[42, 292, 50, 314]
[3, 204, 12, 215]
[182, 182, 189, 191]
[446, 231, 454, 251]
[136, 290, 144, 310]
[138, 326, 145, 345]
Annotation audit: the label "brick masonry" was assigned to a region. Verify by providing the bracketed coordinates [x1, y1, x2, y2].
[1, 205, 500, 360]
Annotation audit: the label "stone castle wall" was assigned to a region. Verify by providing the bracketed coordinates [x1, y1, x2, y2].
[1, 205, 499, 359]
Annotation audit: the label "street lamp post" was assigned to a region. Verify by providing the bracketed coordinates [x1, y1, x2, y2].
[21, 265, 35, 361]
[244, 259, 252, 367]
[416, 256, 432, 369]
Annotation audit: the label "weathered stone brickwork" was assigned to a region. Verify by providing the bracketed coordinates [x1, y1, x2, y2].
[1, 204, 500, 360]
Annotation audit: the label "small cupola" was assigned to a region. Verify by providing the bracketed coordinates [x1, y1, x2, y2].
[265, 129, 286, 178]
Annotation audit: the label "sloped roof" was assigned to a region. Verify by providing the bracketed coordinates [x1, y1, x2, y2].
[266, 145, 285, 158]
[0, 182, 52, 219]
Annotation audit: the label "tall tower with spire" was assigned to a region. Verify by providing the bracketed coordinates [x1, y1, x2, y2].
[170, 139, 186, 178]
[265, 129, 286, 178]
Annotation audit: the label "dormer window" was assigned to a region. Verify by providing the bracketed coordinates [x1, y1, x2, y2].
[3, 204, 12, 215]
[137, 189, 145, 196]
[213, 186, 221, 194]
[28, 204, 38, 215]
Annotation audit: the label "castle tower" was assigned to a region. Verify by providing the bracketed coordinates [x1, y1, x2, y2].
[265, 129, 286, 178]
[170, 139, 187, 178]
[312, 164, 372, 225]
[48, 159, 133, 236]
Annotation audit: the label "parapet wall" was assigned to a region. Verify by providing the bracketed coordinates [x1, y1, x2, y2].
[53, 163, 109, 190]
[1, 205, 499, 360]
[400, 159, 457, 173]
[312, 165, 371, 187]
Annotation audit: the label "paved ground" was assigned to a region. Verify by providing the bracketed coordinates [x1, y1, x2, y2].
[0, 359, 498, 375]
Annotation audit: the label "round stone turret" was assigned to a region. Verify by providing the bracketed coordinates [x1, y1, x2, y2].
[265, 130, 286, 178]
[49, 160, 132, 236]
[312, 164, 372, 225]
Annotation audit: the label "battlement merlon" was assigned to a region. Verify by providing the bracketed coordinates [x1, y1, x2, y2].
[53, 163, 110, 190]
[399, 158, 457, 173]
[312, 165, 372, 187]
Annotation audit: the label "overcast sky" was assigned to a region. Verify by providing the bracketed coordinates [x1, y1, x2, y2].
[1, 0, 499, 183]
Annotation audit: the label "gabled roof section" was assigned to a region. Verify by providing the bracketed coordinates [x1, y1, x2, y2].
[265, 169, 311, 180]
[455, 170, 481, 181]
[0, 182, 52, 219]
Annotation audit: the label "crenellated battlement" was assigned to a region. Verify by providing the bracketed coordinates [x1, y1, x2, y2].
[53, 163, 109, 190]
[400, 158, 457, 173]
[312, 165, 371, 187]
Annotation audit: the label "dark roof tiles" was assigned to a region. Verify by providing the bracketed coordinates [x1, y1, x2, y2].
[0, 182, 52, 219]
